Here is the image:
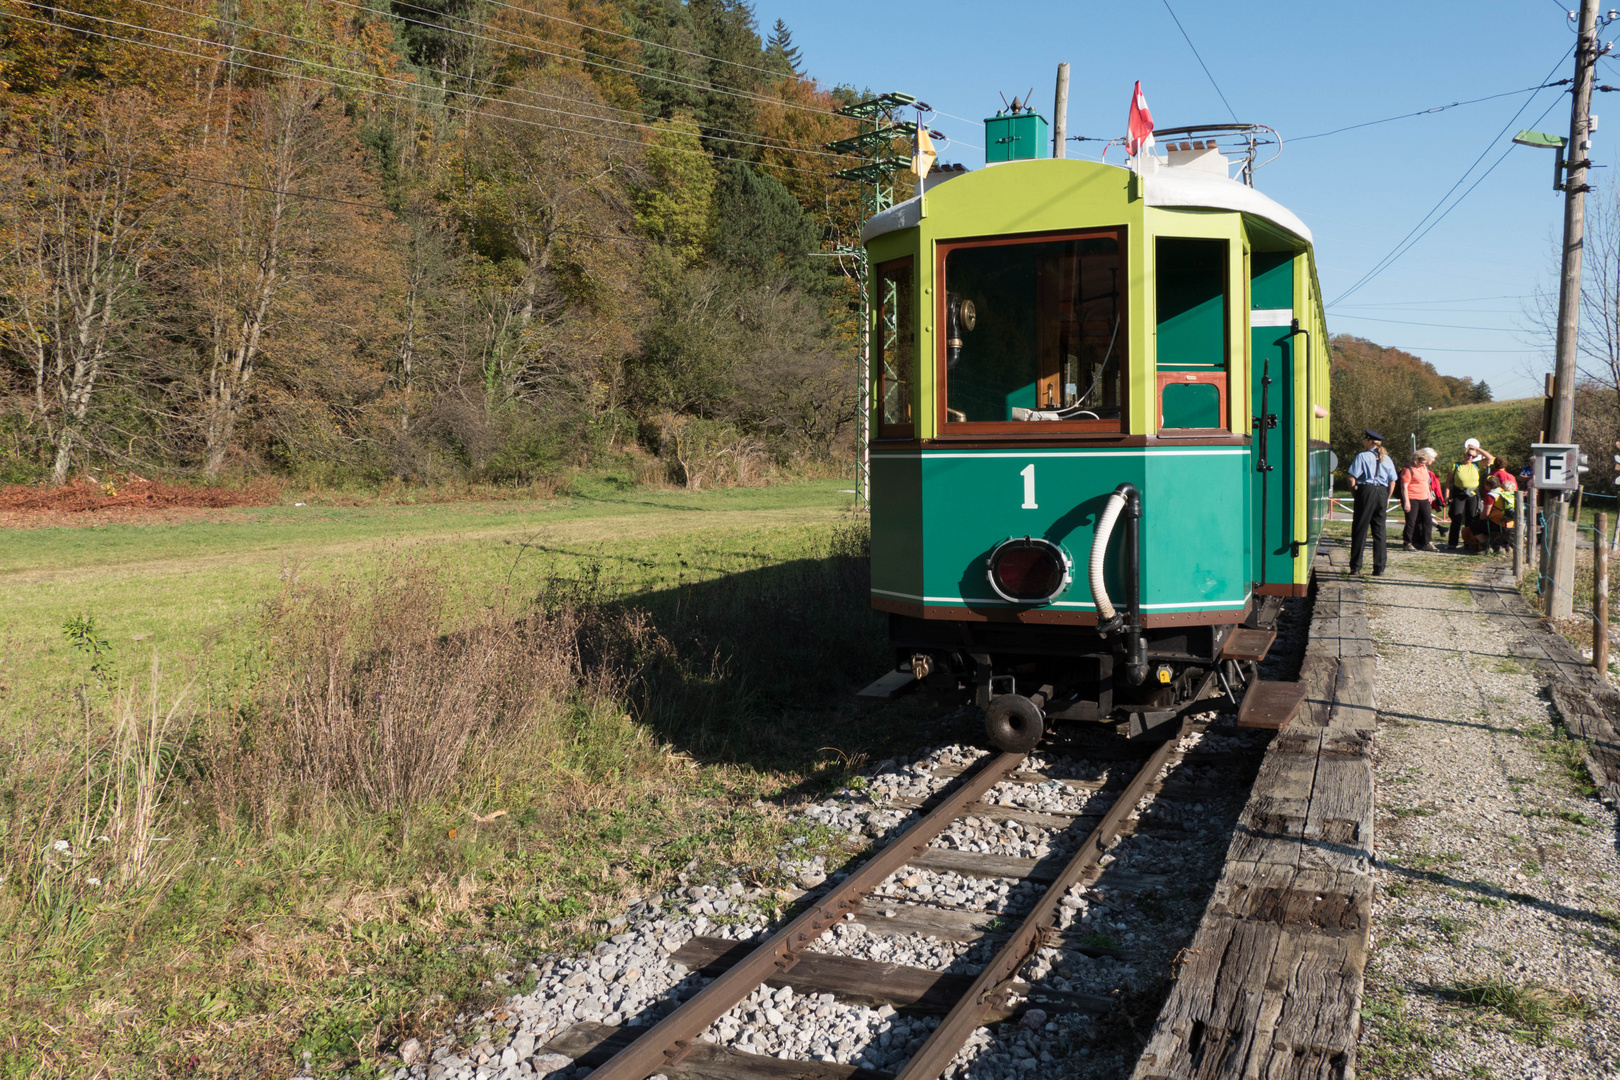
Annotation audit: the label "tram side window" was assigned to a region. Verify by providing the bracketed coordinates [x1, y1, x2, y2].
[940, 232, 1124, 432]
[876, 258, 914, 437]
[1155, 237, 1229, 431]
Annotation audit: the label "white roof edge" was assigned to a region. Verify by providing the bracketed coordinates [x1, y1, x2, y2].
[1143, 166, 1312, 244]
[859, 162, 1312, 246]
[861, 196, 921, 244]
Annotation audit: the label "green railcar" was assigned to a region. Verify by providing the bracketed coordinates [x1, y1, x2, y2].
[865, 128, 1329, 749]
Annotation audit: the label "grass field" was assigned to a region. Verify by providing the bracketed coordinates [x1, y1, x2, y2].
[1418, 398, 1537, 467]
[0, 477, 967, 1079]
[0, 477, 859, 722]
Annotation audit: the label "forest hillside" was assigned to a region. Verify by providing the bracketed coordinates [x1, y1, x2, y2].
[0, 0, 875, 490]
[1329, 333, 1496, 468]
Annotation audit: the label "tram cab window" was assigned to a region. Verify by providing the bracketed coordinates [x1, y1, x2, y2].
[939, 231, 1124, 433]
[1155, 237, 1230, 432]
[876, 257, 914, 438]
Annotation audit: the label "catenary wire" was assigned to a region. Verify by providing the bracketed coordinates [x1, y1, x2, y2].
[119, 0, 827, 156]
[1328, 46, 1574, 307]
[1333, 294, 1532, 307]
[1327, 313, 1525, 331]
[365, 0, 838, 118]
[411, 0, 808, 85]
[8, 8, 837, 176]
[0, 140, 660, 243]
[1293, 79, 1572, 141]
[16, 1, 849, 161]
[1160, 0, 1238, 122]
[1331, 91, 1567, 305]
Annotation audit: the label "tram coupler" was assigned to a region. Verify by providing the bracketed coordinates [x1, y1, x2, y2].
[983, 684, 1052, 754]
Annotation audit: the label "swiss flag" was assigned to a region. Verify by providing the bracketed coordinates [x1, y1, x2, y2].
[1126, 81, 1155, 158]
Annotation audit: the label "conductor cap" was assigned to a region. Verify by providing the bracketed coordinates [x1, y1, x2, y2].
[1364, 429, 1383, 442]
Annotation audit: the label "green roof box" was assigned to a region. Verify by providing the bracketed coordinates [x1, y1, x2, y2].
[984, 109, 1048, 163]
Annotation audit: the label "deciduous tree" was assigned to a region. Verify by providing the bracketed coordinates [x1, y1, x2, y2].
[0, 90, 173, 482]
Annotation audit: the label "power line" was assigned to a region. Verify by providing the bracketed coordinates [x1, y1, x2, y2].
[17, 1, 846, 162]
[1328, 47, 1574, 307]
[1160, 0, 1238, 123]
[371, 0, 836, 119]
[121, 0, 820, 157]
[0, 141, 657, 245]
[7, 7, 835, 177]
[1332, 294, 1532, 307]
[1327, 313, 1523, 331]
[1293, 79, 1572, 141]
[423, 0, 804, 85]
[1374, 344, 1542, 353]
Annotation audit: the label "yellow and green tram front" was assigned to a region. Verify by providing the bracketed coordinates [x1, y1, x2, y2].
[864, 154, 1329, 742]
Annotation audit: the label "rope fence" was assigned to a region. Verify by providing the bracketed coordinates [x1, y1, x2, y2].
[1329, 487, 1618, 680]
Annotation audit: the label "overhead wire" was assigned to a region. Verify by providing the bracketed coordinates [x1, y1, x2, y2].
[1160, 0, 1238, 122]
[119, 0, 825, 156]
[1328, 45, 1575, 307]
[366, 0, 837, 118]
[0, 140, 659, 244]
[1333, 294, 1532, 307]
[6, 6, 837, 176]
[1326, 314, 1524, 331]
[1293, 79, 1572, 141]
[14, 0, 848, 162]
[420, 0, 806, 85]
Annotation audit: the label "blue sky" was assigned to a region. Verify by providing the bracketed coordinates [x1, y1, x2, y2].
[760, 0, 1599, 400]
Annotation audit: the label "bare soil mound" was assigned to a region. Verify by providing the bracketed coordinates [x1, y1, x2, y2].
[0, 478, 281, 513]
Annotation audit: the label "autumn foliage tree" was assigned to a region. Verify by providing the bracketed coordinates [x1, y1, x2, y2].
[0, 0, 865, 487]
[0, 89, 173, 482]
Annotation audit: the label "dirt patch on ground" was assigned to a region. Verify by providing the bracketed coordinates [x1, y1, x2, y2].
[0, 478, 280, 528]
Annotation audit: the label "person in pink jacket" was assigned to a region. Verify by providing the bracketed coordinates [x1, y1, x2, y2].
[1400, 451, 1438, 551]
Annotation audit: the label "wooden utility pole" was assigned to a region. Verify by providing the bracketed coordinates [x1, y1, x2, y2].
[1547, 0, 1602, 618]
[1053, 62, 1070, 158]
[1597, 511, 1610, 678]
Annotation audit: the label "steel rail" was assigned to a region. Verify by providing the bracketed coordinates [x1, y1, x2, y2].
[892, 721, 1187, 1080]
[584, 750, 1028, 1080]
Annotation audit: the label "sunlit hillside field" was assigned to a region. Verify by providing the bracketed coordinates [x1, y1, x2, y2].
[0, 479, 955, 1079]
[1, 477, 857, 718]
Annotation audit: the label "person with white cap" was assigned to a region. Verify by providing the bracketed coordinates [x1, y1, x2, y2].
[1445, 438, 1495, 550]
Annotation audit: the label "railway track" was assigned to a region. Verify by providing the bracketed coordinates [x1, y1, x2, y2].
[531, 709, 1259, 1080]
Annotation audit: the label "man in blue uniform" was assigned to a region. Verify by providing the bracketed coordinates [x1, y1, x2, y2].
[1347, 429, 1398, 575]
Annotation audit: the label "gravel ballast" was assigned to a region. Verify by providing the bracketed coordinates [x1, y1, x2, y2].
[297, 609, 1315, 1080]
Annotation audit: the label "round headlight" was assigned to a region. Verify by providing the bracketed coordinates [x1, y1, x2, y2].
[986, 537, 1071, 604]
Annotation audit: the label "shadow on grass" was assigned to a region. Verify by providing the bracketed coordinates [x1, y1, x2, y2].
[550, 525, 958, 784]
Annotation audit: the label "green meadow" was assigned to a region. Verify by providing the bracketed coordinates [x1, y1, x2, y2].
[0, 478, 958, 1079]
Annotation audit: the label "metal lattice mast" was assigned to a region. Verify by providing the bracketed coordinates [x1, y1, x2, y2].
[828, 93, 919, 505]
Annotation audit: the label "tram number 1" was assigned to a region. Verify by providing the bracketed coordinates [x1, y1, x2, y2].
[1020, 464, 1038, 509]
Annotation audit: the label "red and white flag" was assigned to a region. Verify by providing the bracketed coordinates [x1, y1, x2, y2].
[1126, 81, 1155, 159]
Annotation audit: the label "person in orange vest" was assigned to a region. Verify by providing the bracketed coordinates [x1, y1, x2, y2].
[1398, 451, 1438, 552]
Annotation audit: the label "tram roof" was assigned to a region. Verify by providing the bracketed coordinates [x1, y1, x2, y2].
[860, 157, 1312, 247]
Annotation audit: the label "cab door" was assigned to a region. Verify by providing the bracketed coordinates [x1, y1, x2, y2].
[1249, 251, 1296, 590]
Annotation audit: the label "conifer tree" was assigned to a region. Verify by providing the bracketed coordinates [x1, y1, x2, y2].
[764, 19, 801, 77]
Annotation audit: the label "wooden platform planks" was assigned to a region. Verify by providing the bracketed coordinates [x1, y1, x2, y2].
[1132, 538, 1376, 1080]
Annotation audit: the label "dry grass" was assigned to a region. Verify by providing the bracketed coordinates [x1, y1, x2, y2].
[0, 524, 921, 1078]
